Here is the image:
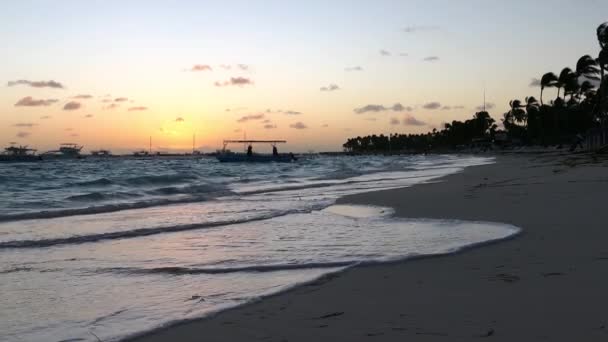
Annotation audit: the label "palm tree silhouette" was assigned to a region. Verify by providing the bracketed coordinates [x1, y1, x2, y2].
[557, 68, 575, 100]
[540, 72, 558, 105]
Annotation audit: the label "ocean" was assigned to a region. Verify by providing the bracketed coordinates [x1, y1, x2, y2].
[0, 155, 519, 342]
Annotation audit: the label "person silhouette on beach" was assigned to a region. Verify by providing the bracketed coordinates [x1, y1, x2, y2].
[247, 145, 253, 156]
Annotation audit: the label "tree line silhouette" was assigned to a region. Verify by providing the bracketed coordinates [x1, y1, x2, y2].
[343, 22, 608, 153]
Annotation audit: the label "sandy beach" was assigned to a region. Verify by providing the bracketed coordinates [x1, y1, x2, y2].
[131, 152, 608, 341]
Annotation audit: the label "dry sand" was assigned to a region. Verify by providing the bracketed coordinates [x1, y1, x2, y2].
[132, 153, 608, 341]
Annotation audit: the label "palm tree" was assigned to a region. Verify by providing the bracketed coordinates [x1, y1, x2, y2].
[540, 72, 558, 105]
[597, 23, 608, 113]
[508, 99, 527, 125]
[576, 55, 601, 80]
[557, 67, 575, 100]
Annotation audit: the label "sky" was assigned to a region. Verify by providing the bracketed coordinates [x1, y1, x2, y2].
[1, 0, 607, 153]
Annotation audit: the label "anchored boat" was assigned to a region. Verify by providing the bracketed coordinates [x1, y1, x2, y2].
[41, 143, 84, 159]
[216, 140, 297, 163]
[0, 145, 41, 162]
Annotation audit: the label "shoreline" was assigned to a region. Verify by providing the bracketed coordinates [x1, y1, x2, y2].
[131, 152, 608, 341]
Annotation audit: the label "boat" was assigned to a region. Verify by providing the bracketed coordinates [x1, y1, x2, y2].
[41, 143, 84, 159]
[0, 145, 42, 162]
[90, 149, 112, 157]
[216, 140, 297, 163]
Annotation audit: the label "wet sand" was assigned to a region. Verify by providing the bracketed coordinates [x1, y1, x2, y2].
[132, 153, 608, 341]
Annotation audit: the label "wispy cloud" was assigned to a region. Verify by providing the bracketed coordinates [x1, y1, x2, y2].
[403, 115, 426, 126]
[14, 97, 58, 107]
[345, 66, 363, 71]
[453, 105, 466, 109]
[191, 64, 212, 71]
[403, 25, 440, 33]
[219, 64, 232, 70]
[8, 80, 64, 89]
[390, 117, 400, 125]
[354, 103, 408, 114]
[72, 94, 93, 99]
[84, 114, 94, 118]
[399, 53, 409, 57]
[13, 122, 37, 128]
[237, 64, 250, 71]
[214, 77, 253, 87]
[441, 106, 452, 110]
[175, 117, 184, 122]
[40, 115, 52, 119]
[103, 103, 119, 110]
[114, 97, 128, 102]
[320, 84, 340, 92]
[263, 124, 276, 129]
[16, 132, 30, 138]
[284, 110, 302, 115]
[70, 133, 79, 137]
[128, 106, 148, 111]
[63, 101, 82, 111]
[423, 56, 440, 62]
[529, 78, 541, 87]
[290, 122, 308, 129]
[379, 49, 391, 56]
[422, 102, 441, 110]
[322, 124, 329, 127]
[237, 113, 265, 123]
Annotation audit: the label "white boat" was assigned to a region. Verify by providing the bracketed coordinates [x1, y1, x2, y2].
[0, 145, 41, 162]
[42, 143, 84, 159]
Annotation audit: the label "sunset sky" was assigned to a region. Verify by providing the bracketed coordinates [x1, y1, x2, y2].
[1, 0, 607, 153]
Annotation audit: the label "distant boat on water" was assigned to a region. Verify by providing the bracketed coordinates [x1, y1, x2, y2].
[0, 145, 41, 162]
[216, 140, 297, 163]
[42, 143, 84, 159]
[90, 149, 112, 157]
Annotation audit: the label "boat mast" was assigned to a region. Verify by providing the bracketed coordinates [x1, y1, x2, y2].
[149, 136, 152, 154]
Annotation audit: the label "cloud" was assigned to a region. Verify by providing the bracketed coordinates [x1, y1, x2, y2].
[40, 115, 52, 119]
[114, 97, 128, 102]
[175, 117, 184, 122]
[101, 99, 112, 103]
[14, 97, 58, 107]
[476, 103, 496, 111]
[284, 110, 302, 115]
[290, 122, 308, 129]
[233, 128, 242, 133]
[103, 103, 119, 110]
[322, 124, 329, 127]
[365, 118, 377, 121]
[422, 102, 441, 110]
[529, 78, 541, 87]
[73, 94, 93, 99]
[14, 122, 37, 128]
[423, 56, 440, 62]
[16, 132, 30, 138]
[453, 105, 466, 109]
[403, 115, 426, 126]
[84, 114, 93, 118]
[379, 49, 391, 56]
[214, 77, 253, 87]
[219, 64, 232, 70]
[8, 80, 64, 89]
[399, 53, 409, 57]
[70, 133, 79, 137]
[320, 83, 340, 92]
[63, 101, 82, 111]
[65, 128, 73, 131]
[128, 106, 148, 111]
[237, 113, 265, 123]
[263, 124, 276, 129]
[354, 103, 406, 114]
[191, 64, 212, 71]
[237, 64, 249, 71]
[403, 25, 440, 33]
[345, 66, 363, 71]
[390, 117, 400, 125]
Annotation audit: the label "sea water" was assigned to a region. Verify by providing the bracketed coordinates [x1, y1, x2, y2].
[0, 155, 519, 341]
